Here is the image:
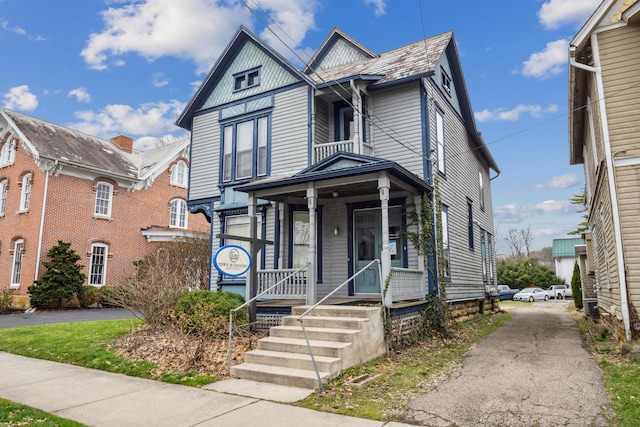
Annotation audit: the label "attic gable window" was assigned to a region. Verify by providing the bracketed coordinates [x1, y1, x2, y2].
[440, 67, 451, 95]
[233, 67, 261, 91]
[0, 138, 17, 166]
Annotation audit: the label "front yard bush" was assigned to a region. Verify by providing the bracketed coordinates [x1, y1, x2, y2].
[174, 290, 247, 338]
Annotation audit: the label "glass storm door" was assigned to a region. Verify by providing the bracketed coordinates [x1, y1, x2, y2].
[353, 207, 404, 294]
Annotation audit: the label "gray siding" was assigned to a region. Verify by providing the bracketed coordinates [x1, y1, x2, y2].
[271, 87, 310, 175]
[189, 111, 221, 200]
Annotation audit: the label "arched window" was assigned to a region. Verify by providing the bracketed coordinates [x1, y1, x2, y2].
[10, 239, 24, 286]
[170, 160, 187, 186]
[19, 173, 31, 211]
[89, 243, 108, 286]
[0, 179, 7, 215]
[170, 199, 187, 228]
[0, 138, 16, 166]
[94, 182, 113, 217]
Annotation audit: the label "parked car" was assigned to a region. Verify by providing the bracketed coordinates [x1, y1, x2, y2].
[497, 285, 519, 301]
[513, 287, 549, 302]
[547, 285, 572, 300]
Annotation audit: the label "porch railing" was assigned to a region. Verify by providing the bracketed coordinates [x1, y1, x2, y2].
[227, 263, 310, 374]
[388, 267, 425, 301]
[313, 140, 374, 163]
[256, 268, 307, 299]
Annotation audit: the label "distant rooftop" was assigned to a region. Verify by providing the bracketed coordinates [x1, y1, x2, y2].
[552, 238, 585, 257]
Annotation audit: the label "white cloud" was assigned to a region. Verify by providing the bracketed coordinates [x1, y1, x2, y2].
[0, 19, 26, 35]
[534, 173, 579, 189]
[474, 104, 558, 122]
[494, 200, 574, 223]
[69, 100, 186, 140]
[538, 0, 601, 30]
[3, 85, 38, 111]
[68, 87, 91, 103]
[535, 199, 573, 213]
[152, 72, 170, 88]
[364, 0, 386, 17]
[81, 0, 319, 74]
[522, 39, 569, 79]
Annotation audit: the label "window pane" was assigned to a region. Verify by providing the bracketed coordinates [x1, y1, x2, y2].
[257, 117, 268, 176]
[436, 111, 445, 173]
[170, 199, 187, 228]
[236, 121, 253, 179]
[223, 126, 233, 182]
[293, 211, 310, 268]
[11, 240, 23, 284]
[0, 180, 7, 215]
[235, 75, 246, 90]
[225, 215, 251, 252]
[248, 71, 260, 86]
[95, 183, 111, 216]
[90, 245, 107, 285]
[21, 175, 31, 210]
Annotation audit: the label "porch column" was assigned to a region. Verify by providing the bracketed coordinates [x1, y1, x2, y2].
[306, 184, 318, 305]
[247, 193, 258, 323]
[378, 174, 392, 307]
[350, 80, 361, 154]
[414, 195, 426, 298]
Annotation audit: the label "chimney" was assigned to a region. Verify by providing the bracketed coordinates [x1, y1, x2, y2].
[111, 135, 133, 153]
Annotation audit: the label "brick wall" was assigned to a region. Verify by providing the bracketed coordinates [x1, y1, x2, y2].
[0, 140, 210, 300]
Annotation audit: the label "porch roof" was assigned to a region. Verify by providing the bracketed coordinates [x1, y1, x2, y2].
[234, 152, 432, 201]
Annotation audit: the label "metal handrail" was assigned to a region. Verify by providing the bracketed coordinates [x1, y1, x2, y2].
[227, 262, 310, 373]
[297, 259, 382, 389]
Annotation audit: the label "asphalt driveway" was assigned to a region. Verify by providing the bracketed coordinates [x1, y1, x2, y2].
[0, 307, 136, 329]
[400, 302, 614, 426]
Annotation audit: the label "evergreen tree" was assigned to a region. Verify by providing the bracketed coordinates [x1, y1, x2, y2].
[571, 262, 583, 309]
[28, 241, 86, 308]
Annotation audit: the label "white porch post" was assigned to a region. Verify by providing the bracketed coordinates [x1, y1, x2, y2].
[350, 80, 362, 155]
[306, 184, 318, 305]
[247, 193, 258, 322]
[414, 195, 426, 298]
[379, 174, 392, 307]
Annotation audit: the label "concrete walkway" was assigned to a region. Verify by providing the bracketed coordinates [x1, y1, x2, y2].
[0, 352, 414, 426]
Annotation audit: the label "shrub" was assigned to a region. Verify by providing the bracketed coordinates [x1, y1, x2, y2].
[28, 241, 86, 308]
[78, 286, 101, 308]
[174, 290, 247, 338]
[0, 287, 15, 313]
[571, 262, 583, 309]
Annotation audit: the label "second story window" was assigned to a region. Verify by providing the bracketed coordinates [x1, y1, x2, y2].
[0, 138, 16, 166]
[0, 179, 7, 215]
[170, 198, 188, 228]
[19, 173, 31, 211]
[436, 109, 445, 174]
[440, 67, 452, 95]
[170, 160, 188, 186]
[479, 168, 485, 211]
[94, 182, 113, 217]
[222, 115, 269, 183]
[234, 68, 261, 91]
[467, 198, 474, 250]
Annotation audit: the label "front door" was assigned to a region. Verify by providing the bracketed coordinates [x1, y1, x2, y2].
[353, 207, 404, 294]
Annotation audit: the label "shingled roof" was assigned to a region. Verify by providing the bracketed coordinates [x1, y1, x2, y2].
[1, 107, 188, 186]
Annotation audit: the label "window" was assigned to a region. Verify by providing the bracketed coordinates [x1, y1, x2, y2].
[0, 138, 16, 166]
[436, 109, 445, 174]
[11, 239, 24, 286]
[440, 67, 452, 94]
[479, 168, 485, 211]
[467, 198, 474, 250]
[292, 211, 310, 269]
[440, 205, 451, 278]
[222, 115, 269, 183]
[94, 182, 113, 217]
[0, 179, 7, 215]
[170, 160, 188, 186]
[224, 215, 251, 278]
[89, 243, 108, 286]
[19, 174, 31, 211]
[481, 230, 489, 283]
[233, 68, 261, 91]
[170, 199, 188, 228]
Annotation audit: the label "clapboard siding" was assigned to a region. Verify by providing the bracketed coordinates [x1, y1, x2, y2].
[314, 98, 330, 146]
[271, 86, 310, 175]
[189, 111, 221, 200]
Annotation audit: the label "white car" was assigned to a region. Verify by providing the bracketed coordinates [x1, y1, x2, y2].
[513, 287, 549, 302]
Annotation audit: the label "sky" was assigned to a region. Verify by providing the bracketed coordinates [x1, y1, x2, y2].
[0, 0, 602, 255]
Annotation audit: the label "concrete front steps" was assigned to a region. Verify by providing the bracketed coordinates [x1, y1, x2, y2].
[230, 305, 387, 389]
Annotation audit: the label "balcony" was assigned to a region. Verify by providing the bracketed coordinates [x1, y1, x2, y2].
[313, 140, 374, 164]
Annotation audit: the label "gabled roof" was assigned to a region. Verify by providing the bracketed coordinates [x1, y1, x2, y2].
[305, 30, 452, 88]
[303, 27, 379, 74]
[0, 107, 189, 186]
[176, 26, 314, 130]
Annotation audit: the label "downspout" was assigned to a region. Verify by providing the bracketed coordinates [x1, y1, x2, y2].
[570, 40, 632, 341]
[35, 160, 58, 280]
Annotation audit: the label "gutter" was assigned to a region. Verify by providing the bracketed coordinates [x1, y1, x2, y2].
[34, 160, 58, 280]
[570, 39, 632, 341]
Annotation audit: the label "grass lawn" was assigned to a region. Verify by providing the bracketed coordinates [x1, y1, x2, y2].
[0, 398, 87, 427]
[0, 319, 217, 387]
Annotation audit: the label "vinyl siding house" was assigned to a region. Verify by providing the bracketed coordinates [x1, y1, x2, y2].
[552, 238, 584, 284]
[178, 26, 500, 326]
[569, 0, 640, 341]
[0, 108, 209, 308]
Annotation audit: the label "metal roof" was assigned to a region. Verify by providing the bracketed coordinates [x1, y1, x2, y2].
[552, 238, 585, 257]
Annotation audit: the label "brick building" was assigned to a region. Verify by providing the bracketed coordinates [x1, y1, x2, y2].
[0, 108, 209, 308]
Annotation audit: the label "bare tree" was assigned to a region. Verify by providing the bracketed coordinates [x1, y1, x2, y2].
[521, 226, 534, 258]
[504, 226, 535, 258]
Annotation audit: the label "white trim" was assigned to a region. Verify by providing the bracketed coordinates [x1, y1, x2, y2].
[613, 155, 640, 168]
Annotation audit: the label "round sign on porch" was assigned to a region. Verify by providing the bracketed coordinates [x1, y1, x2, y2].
[212, 245, 251, 277]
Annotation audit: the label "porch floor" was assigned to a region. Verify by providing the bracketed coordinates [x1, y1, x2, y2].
[256, 298, 426, 310]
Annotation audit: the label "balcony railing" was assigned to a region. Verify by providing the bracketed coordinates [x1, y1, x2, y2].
[314, 140, 374, 163]
[256, 268, 307, 299]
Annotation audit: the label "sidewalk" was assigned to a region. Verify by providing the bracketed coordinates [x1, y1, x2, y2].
[0, 352, 415, 427]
